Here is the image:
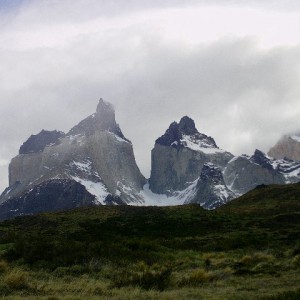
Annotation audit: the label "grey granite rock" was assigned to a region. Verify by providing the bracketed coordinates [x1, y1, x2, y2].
[149, 116, 233, 194]
[268, 134, 300, 161]
[223, 150, 286, 195]
[188, 163, 235, 209]
[68, 98, 127, 140]
[19, 130, 65, 155]
[0, 179, 98, 221]
[1, 99, 146, 214]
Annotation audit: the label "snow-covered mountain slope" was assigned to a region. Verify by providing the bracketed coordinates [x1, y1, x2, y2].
[139, 178, 199, 207]
[141, 163, 234, 209]
[148, 118, 300, 209]
[224, 149, 300, 195]
[156, 116, 219, 151]
[190, 163, 235, 209]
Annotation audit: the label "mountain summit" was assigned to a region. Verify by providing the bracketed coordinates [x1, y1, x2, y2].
[149, 116, 234, 207]
[156, 116, 218, 150]
[0, 99, 145, 220]
[68, 98, 126, 139]
[0, 102, 300, 220]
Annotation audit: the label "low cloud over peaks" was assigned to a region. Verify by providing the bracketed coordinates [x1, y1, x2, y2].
[0, 0, 300, 190]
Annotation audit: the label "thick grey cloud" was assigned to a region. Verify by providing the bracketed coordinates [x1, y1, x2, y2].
[3, 0, 300, 13]
[0, 0, 300, 191]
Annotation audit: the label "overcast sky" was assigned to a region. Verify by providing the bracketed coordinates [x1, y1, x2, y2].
[0, 0, 300, 191]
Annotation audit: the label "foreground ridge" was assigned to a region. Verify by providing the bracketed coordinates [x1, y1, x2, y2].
[0, 182, 299, 298]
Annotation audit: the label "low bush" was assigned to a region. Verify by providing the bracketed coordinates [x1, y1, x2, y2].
[0, 260, 8, 273]
[111, 262, 172, 291]
[251, 262, 278, 275]
[292, 255, 300, 267]
[4, 268, 30, 290]
[261, 288, 300, 300]
[180, 268, 215, 286]
[0, 283, 10, 296]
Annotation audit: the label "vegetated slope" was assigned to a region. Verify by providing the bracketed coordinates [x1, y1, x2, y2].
[0, 183, 299, 299]
[0, 183, 299, 265]
[219, 182, 300, 216]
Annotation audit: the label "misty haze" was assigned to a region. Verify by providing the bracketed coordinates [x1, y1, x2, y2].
[0, 1, 299, 299]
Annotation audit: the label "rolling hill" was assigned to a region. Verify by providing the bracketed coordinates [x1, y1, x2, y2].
[0, 183, 299, 299]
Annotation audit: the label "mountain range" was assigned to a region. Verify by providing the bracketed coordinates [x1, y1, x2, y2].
[0, 98, 299, 220]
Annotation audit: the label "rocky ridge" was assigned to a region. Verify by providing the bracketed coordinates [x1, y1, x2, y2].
[148, 120, 300, 208]
[0, 100, 300, 219]
[0, 99, 146, 219]
[268, 134, 300, 162]
[149, 116, 233, 196]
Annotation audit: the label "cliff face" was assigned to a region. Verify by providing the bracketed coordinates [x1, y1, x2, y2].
[223, 149, 300, 196]
[67, 99, 127, 139]
[190, 163, 235, 209]
[150, 144, 233, 194]
[19, 130, 65, 155]
[147, 119, 300, 209]
[1, 99, 146, 212]
[268, 135, 300, 161]
[1, 101, 300, 220]
[223, 151, 285, 195]
[148, 116, 234, 207]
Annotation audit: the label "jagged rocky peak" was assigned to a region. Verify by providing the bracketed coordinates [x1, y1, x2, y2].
[191, 163, 235, 209]
[251, 149, 273, 170]
[1, 97, 146, 215]
[268, 133, 300, 161]
[19, 130, 65, 155]
[223, 149, 288, 196]
[156, 116, 218, 150]
[96, 98, 114, 115]
[149, 116, 233, 195]
[178, 116, 198, 135]
[67, 98, 127, 140]
[200, 163, 224, 183]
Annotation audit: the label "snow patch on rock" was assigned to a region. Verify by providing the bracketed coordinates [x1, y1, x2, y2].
[213, 184, 231, 201]
[181, 135, 225, 154]
[71, 160, 92, 173]
[140, 178, 199, 206]
[71, 176, 109, 205]
[108, 131, 130, 144]
[291, 135, 300, 143]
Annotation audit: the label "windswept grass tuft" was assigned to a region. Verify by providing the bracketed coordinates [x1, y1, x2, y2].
[4, 268, 31, 290]
[111, 261, 172, 291]
[260, 288, 300, 300]
[0, 260, 8, 273]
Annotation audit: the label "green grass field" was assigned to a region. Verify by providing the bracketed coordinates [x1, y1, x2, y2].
[0, 183, 299, 299]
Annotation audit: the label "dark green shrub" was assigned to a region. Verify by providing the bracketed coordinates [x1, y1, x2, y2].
[261, 288, 300, 300]
[0, 260, 8, 273]
[292, 255, 300, 267]
[138, 265, 172, 291]
[0, 283, 10, 296]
